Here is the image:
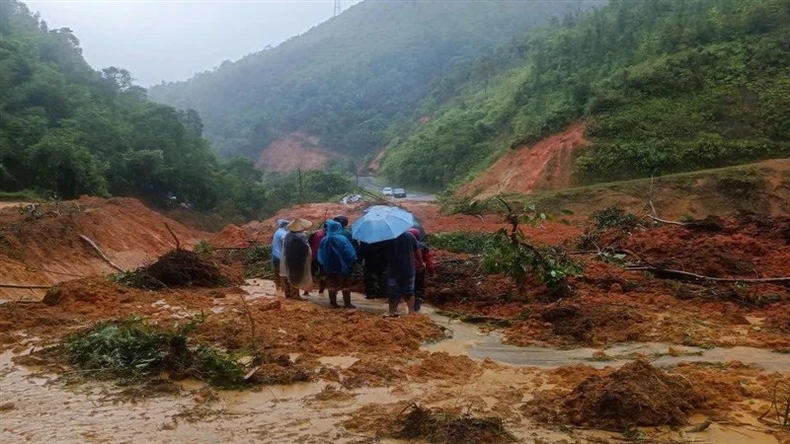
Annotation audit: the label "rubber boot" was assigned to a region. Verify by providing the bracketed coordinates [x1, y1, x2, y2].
[328, 291, 341, 309]
[342, 290, 355, 309]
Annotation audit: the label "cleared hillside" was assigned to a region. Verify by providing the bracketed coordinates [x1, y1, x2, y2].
[148, 0, 593, 163]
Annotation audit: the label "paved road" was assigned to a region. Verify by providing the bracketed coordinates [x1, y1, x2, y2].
[355, 176, 435, 202]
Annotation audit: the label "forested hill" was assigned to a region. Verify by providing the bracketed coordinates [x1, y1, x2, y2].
[148, 0, 593, 162]
[381, 0, 790, 188]
[0, 0, 349, 220]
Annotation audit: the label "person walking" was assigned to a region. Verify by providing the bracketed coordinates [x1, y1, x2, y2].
[359, 241, 387, 299]
[308, 222, 327, 296]
[383, 230, 423, 316]
[318, 220, 357, 309]
[271, 219, 290, 292]
[282, 218, 313, 300]
[408, 228, 435, 312]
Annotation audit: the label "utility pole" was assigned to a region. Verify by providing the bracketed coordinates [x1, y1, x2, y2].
[333, 0, 342, 17]
[297, 169, 304, 204]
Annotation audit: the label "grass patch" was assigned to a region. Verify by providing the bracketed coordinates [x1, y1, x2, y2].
[426, 232, 495, 254]
[0, 189, 46, 202]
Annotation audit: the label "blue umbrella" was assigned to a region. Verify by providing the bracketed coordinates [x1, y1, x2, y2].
[352, 205, 415, 243]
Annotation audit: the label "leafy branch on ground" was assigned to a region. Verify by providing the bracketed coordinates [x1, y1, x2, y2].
[482, 198, 579, 297]
[60, 316, 248, 388]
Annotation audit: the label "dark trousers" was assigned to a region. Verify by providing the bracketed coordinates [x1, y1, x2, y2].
[363, 263, 387, 299]
[414, 271, 426, 311]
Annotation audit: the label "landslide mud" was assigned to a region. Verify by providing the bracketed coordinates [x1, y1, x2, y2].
[3, 198, 790, 442]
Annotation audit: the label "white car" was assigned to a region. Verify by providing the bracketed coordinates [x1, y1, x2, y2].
[382, 187, 394, 196]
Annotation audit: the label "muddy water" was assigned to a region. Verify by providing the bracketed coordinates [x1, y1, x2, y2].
[0, 280, 784, 443]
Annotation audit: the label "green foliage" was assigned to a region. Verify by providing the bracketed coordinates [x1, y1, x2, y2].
[0, 1, 285, 220]
[244, 244, 274, 279]
[149, 1, 592, 161]
[193, 240, 213, 255]
[481, 204, 579, 296]
[592, 206, 641, 229]
[426, 232, 494, 255]
[64, 317, 247, 388]
[0, 189, 45, 202]
[382, 0, 790, 188]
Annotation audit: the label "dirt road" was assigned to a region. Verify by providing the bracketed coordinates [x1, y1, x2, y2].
[356, 175, 436, 201]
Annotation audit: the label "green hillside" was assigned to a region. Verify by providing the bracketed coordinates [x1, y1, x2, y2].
[148, 0, 592, 161]
[381, 0, 790, 189]
[0, 0, 351, 219]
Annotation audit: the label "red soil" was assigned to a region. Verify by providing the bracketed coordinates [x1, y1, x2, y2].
[0, 197, 204, 300]
[458, 122, 589, 199]
[252, 201, 580, 243]
[209, 224, 252, 249]
[255, 132, 340, 172]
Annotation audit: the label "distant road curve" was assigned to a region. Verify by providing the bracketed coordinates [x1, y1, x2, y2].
[355, 176, 436, 202]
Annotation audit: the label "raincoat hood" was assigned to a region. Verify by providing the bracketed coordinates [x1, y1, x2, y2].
[325, 220, 342, 235]
[277, 219, 290, 229]
[333, 215, 349, 228]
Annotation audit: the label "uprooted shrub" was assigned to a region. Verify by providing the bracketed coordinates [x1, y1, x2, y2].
[592, 206, 642, 230]
[47, 317, 311, 388]
[60, 317, 248, 388]
[561, 360, 700, 430]
[113, 248, 227, 289]
[395, 404, 515, 444]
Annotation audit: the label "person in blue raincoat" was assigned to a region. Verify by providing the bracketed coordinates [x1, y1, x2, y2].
[318, 220, 357, 309]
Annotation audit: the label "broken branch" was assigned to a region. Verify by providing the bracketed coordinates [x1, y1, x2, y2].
[625, 266, 790, 284]
[78, 235, 126, 273]
[0, 283, 52, 289]
[647, 215, 687, 226]
[164, 222, 181, 250]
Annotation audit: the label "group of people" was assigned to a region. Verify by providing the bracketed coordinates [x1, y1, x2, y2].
[270, 214, 434, 316]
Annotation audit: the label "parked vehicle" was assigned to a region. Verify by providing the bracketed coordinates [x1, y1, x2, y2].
[340, 194, 362, 204]
[393, 188, 407, 198]
[382, 187, 394, 196]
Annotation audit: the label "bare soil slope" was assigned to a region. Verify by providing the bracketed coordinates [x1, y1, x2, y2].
[0, 197, 204, 300]
[459, 122, 589, 199]
[255, 132, 341, 172]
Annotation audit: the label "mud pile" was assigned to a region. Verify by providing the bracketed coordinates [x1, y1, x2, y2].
[621, 213, 790, 279]
[562, 360, 699, 430]
[209, 224, 252, 248]
[116, 249, 230, 290]
[395, 404, 515, 444]
[196, 303, 445, 356]
[539, 304, 647, 344]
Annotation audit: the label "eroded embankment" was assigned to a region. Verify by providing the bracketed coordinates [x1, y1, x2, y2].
[0, 197, 204, 301]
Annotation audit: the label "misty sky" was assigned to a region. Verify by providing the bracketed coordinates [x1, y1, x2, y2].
[25, 0, 361, 86]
